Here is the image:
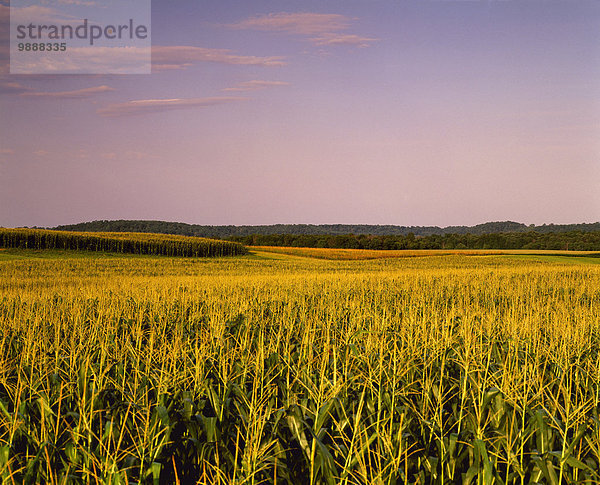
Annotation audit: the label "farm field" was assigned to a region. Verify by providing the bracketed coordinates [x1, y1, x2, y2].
[1, 248, 599, 484]
[252, 246, 600, 261]
[0, 228, 247, 258]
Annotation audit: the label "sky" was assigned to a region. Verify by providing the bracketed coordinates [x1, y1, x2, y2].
[1, 0, 599, 228]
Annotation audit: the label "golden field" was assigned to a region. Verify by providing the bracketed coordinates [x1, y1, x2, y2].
[252, 246, 600, 261]
[1, 247, 599, 484]
[0, 228, 247, 258]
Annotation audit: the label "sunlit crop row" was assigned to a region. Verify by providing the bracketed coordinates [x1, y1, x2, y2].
[0, 228, 247, 258]
[1, 251, 599, 483]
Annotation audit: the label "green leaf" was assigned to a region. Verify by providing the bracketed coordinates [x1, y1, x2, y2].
[151, 461, 162, 485]
[201, 416, 218, 443]
[314, 399, 336, 433]
[286, 407, 310, 459]
[0, 446, 9, 468]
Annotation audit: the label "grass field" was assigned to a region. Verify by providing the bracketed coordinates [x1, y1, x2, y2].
[1, 248, 599, 484]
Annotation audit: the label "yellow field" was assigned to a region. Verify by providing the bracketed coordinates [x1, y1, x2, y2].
[0, 227, 247, 257]
[252, 245, 600, 260]
[1, 249, 599, 483]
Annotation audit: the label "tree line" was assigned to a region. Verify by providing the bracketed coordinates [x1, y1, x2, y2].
[51, 219, 600, 238]
[228, 231, 600, 251]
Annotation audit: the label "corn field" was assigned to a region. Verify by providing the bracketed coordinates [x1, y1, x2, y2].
[0, 228, 247, 258]
[1, 250, 599, 484]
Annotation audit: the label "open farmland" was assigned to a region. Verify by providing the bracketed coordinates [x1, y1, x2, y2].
[1, 248, 599, 484]
[251, 246, 600, 261]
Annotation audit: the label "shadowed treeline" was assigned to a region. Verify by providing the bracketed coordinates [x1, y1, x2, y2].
[52, 220, 600, 238]
[230, 231, 600, 251]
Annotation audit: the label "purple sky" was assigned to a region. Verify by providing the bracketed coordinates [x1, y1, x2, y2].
[1, 0, 599, 227]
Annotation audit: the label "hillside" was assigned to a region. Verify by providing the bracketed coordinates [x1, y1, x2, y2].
[51, 220, 600, 238]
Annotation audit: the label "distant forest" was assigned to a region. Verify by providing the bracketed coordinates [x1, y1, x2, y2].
[46, 220, 600, 251]
[52, 220, 600, 238]
[230, 232, 600, 251]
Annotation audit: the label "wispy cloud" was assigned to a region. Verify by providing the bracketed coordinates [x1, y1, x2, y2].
[228, 12, 378, 48]
[0, 81, 33, 95]
[124, 150, 147, 160]
[8, 4, 76, 25]
[310, 33, 378, 48]
[151, 46, 286, 71]
[58, 0, 97, 6]
[223, 80, 290, 92]
[0, 81, 114, 98]
[20, 85, 114, 98]
[9, 46, 150, 74]
[97, 96, 248, 117]
[229, 12, 350, 35]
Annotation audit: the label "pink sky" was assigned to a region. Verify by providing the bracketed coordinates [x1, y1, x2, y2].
[1, 0, 599, 227]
